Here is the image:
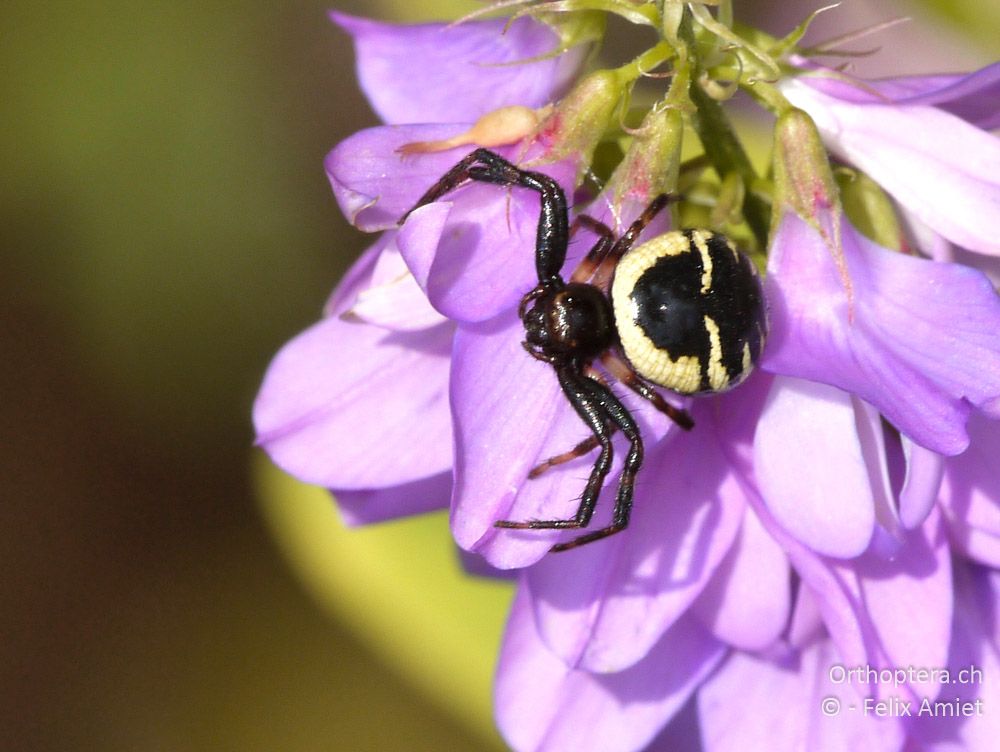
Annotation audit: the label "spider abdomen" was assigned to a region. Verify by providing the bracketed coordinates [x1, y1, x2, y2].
[610, 229, 767, 394]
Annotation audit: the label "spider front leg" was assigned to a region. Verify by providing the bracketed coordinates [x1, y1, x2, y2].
[402, 148, 570, 284]
[591, 193, 678, 290]
[569, 215, 615, 284]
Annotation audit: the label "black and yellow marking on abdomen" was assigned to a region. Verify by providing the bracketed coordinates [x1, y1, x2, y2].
[611, 229, 766, 395]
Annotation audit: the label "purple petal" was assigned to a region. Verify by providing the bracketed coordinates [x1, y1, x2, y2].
[781, 78, 1000, 255]
[397, 195, 536, 323]
[330, 13, 584, 125]
[254, 317, 453, 488]
[854, 397, 905, 539]
[851, 510, 953, 700]
[699, 641, 906, 752]
[692, 505, 792, 651]
[496, 586, 725, 752]
[700, 650, 807, 752]
[323, 236, 386, 316]
[940, 412, 1000, 566]
[943, 243, 1000, 287]
[897, 437, 944, 530]
[748, 487, 953, 701]
[324, 231, 454, 328]
[800, 62, 1000, 131]
[336, 472, 450, 526]
[396, 157, 578, 322]
[762, 211, 1000, 455]
[752, 376, 876, 557]
[325, 124, 478, 231]
[949, 519, 1000, 569]
[912, 562, 1000, 748]
[643, 696, 704, 752]
[785, 580, 824, 649]
[341, 236, 448, 331]
[700, 650, 808, 752]
[524, 412, 744, 672]
[705, 369, 773, 473]
[448, 311, 567, 566]
[457, 548, 518, 581]
[745, 491, 882, 673]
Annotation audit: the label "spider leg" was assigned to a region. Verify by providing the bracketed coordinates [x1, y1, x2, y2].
[527, 351, 692, 484]
[494, 365, 616, 533]
[548, 373, 644, 552]
[569, 215, 615, 284]
[600, 352, 694, 430]
[495, 365, 645, 553]
[527, 433, 604, 479]
[402, 150, 494, 218]
[401, 148, 570, 285]
[591, 193, 678, 290]
[527, 366, 614, 478]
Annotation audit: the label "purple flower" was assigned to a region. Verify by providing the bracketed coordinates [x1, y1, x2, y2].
[253, 233, 454, 522]
[699, 557, 999, 752]
[761, 207, 1000, 456]
[780, 63, 1000, 256]
[331, 11, 585, 125]
[940, 411, 1000, 568]
[256, 13, 585, 523]
[255, 11, 1000, 752]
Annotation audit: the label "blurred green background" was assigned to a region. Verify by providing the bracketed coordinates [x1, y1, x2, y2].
[2, 1, 995, 750]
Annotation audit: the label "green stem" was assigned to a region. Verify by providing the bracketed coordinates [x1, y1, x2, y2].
[679, 14, 771, 249]
[612, 40, 672, 83]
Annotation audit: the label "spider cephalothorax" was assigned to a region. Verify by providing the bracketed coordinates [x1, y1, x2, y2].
[520, 283, 615, 363]
[404, 148, 767, 551]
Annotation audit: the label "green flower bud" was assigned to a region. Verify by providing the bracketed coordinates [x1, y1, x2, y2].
[536, 69, 623, 179]
[605, 105, 683, 213]
[772, 107, 840, 232]
[837, 169, 903, 251]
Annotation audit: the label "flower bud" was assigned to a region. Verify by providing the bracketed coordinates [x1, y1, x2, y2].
[605, 105, 683, 216]
[772, 107, 840, 229]
[836, 170, 903, 252]
[535, 69, 623, 178]
[543, 9, 606, 55]
[396, 104, 551, 155]
[772, 107, 853, 302]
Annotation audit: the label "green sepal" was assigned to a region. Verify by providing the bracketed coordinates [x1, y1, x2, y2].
[518, 10, 607, 63]
[837, 169, 903, 251]
[770, 4, 839, 58]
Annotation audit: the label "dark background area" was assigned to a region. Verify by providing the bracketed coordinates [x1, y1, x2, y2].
[2, 1, 994, 750]
[2, 1, 490, 749]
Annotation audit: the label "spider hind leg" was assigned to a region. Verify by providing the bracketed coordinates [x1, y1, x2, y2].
[495, 366, 643, 553]
[527, 366, 613, 479]
[494, 366, 613, 532]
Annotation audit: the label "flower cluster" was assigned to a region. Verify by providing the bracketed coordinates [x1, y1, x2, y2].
[255, 4, 1000, 750]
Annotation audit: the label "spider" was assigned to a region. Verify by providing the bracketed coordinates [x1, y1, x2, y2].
[403, 148, 767, 552]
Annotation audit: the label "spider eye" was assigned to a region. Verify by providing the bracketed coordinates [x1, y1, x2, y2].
[610, 229, 768, 394]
